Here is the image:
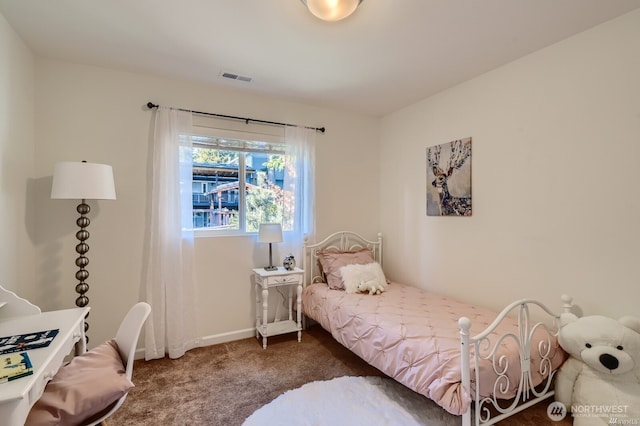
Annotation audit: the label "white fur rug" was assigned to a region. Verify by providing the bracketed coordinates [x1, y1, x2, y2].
[243, 376, 458, 426]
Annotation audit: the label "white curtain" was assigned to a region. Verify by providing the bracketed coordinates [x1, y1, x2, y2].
[143, 107, 200, 360]
[281, 126, 316, 260]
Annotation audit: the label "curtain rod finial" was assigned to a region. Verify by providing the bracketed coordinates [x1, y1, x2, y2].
[146, 102, 158, 109]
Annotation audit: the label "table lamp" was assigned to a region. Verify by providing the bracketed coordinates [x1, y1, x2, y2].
[258, 223, 283, 271]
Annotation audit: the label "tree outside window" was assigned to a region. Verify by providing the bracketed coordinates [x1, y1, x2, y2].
[191, 142, 289, 234]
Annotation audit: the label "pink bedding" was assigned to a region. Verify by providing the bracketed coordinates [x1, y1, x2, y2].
[302, 281, 566, 415]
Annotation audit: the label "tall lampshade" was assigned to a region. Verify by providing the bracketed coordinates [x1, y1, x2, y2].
[51, 161, 116, 343]
[301, 0, 363, 21]
[51, 162, 116, 200]
[258, 223, 283, 271]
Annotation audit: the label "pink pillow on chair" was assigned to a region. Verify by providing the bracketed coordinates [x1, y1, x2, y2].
[25, 339, 134, 426]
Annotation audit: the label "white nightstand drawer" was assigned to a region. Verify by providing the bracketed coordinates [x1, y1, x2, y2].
[265, 274, 301, 287]
[254, 267, 303, 288]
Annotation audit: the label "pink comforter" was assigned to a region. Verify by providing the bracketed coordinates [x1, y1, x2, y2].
[302, 282, 566, 415]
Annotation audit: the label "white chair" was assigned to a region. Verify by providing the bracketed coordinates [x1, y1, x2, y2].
[88, 302, 151, 426]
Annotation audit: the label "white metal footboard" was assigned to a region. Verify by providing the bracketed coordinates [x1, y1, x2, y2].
[458, 295, 574, 426]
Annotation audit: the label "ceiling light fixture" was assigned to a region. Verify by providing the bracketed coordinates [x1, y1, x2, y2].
[301, 0, 363, 22]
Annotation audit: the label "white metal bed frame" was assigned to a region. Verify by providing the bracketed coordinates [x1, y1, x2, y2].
[302, 231, 573, 426]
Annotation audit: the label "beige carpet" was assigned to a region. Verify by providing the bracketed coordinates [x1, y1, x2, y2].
[109, 326, 572, 425]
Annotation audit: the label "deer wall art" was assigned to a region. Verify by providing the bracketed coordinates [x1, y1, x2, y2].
[426, 138, 472, 216]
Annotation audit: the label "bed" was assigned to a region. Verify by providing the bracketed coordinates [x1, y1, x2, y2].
[301, 231, 571, 426]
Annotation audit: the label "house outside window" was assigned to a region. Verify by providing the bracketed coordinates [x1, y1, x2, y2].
[190, 135, 288, 235]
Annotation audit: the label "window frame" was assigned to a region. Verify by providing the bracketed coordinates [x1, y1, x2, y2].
[190, 120, 287, 238]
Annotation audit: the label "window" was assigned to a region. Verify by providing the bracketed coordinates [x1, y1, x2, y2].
[190, 135, 290, 234]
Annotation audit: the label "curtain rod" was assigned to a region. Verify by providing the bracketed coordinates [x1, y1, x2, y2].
[146, 102, 325, 134]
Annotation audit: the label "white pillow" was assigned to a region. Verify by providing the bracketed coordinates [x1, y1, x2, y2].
[339, 262, 388, 294]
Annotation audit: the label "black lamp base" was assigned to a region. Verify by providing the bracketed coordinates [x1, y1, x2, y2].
[75, 199, 91, 344]
[264, 242, 278, 271]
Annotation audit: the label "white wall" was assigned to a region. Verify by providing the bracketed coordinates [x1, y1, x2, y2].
[31, 59, 380, 348]
[0, 13, 36, 295]
[379, 10, 640, 318]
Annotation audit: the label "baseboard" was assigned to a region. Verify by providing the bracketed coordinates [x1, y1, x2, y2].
[134, 327, 256, 360]
[198, 327, 256, 347]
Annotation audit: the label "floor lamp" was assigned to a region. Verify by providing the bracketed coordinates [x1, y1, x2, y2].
[51, 161, 116, 342]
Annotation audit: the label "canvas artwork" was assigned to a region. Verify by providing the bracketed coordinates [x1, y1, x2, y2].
[426, 138, 472, 216]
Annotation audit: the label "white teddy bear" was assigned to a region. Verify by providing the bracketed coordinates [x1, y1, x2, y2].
[357, 279, 385, 295]
[555, 313, 640, 426]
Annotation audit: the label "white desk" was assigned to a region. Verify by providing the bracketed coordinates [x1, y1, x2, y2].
[0, 288, 89, 426]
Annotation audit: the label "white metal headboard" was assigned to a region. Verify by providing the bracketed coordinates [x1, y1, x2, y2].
[302, 231, 382, 286]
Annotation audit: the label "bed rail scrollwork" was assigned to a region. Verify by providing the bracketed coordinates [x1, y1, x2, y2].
[459, 294, 573, 426]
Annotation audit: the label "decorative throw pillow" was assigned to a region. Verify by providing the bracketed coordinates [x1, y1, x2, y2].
[317, 248, 375, 290]
[25, 339, 133, 426]
[340, 262, 388, 293]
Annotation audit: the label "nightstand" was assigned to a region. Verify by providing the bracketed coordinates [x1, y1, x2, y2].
[252, 267, 304, 349]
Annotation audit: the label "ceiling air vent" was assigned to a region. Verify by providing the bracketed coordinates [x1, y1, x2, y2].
[220, 71, 253, 83]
